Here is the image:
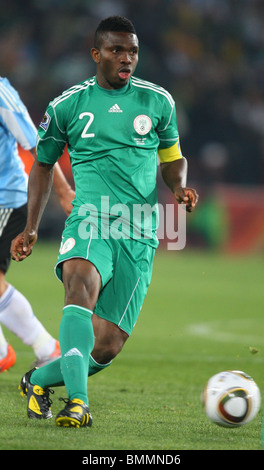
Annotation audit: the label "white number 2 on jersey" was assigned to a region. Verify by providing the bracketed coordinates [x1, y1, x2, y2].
[79, 112, 95, 138]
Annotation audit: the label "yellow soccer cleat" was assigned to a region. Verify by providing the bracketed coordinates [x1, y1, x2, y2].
[19, 368, 54, 419]
[56, 398, 92, 428]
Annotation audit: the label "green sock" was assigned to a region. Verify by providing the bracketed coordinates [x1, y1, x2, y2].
[31, 351, 112, 389]
[59, 304, 94, 405]
[31, 338, 112, 391]
[31, 357, 64, 388]
[89, 354, 112, 376]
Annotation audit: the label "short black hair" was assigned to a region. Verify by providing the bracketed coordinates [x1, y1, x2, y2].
[94, 16, 137, 49]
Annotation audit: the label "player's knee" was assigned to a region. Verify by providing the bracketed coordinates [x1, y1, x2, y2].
[92, 345, 119, 364]
[92, 334, 127, 364]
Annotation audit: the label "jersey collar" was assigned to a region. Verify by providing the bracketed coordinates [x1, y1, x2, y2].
[95, 76, 131, 95]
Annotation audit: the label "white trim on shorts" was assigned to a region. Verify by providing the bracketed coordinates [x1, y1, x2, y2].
[0, 208, 13, 237]
[118, 275, 141, 328]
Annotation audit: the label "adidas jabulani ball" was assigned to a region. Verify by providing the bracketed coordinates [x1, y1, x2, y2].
[203, 370, 261, 427]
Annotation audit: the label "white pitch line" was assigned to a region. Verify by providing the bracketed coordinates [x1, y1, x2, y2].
[187, 321, 263, 345]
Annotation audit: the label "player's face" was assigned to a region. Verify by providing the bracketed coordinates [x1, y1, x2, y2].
[91, 31, 139, 89]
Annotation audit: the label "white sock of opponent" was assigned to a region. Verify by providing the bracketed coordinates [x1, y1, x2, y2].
[0, 325, 8, 360]
[0, 284, 56, 359]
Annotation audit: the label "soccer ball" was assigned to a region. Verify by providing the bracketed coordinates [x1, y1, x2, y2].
[202, 370, 261, 427]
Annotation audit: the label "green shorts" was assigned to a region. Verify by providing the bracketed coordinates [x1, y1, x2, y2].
[55, 214, 155, 336]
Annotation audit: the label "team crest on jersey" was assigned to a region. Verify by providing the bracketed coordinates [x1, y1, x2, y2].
[133, 115, 152, 135]
[40, 112, 51, 132]
[59, 237, 76, 255]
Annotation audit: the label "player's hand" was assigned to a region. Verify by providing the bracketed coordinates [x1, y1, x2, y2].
[10, 230, 38, 262]
[174, 187, 199, 212]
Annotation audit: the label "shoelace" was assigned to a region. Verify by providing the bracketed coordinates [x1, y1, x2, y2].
[59, 397, 70, 405]
[58, 397, 86, 410]
[42, 388, 54, 410]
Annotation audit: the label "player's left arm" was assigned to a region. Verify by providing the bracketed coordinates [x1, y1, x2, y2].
[159, 149, 198, 212]
[157, 96, 198, 212]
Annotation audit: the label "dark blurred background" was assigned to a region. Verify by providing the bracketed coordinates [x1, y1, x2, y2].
[2, 0, 264, 253]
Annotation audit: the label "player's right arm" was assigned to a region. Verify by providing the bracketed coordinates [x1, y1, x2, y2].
[11, 101, 68, 262]
[11, 160, 54, 261]
[30, 146, 75, 217]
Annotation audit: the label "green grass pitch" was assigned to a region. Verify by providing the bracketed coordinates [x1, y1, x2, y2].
[1, 242, 263, 450]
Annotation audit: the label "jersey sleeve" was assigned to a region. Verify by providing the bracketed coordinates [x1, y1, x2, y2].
[157, 94, 180, 150]
[0, 81, 37, 150]
[36, 102, 67, 165]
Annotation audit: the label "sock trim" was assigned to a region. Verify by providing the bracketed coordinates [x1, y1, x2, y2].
[89, 354, 112, 368]
[63, 304, 93, 317]
[0, 285, 15, 312]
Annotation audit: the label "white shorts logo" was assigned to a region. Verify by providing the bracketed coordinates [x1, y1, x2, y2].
[133, 115, 152, 135]
[59, 237, 76, 255]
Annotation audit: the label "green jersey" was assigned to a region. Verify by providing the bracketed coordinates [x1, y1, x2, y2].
[37, 76, 180, 247]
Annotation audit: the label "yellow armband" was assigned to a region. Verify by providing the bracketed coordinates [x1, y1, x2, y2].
[158, 140, 182, 163]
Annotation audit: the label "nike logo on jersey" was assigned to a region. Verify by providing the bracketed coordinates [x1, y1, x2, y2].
[108, 104, 123, 113]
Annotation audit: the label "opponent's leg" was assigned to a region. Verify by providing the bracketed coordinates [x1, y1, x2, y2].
[0, 325, 16, 372]
[0, 284, 60, 364]
[0, 205, 61, 367]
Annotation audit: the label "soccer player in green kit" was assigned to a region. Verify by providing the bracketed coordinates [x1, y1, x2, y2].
[11, 16, 198, 428]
